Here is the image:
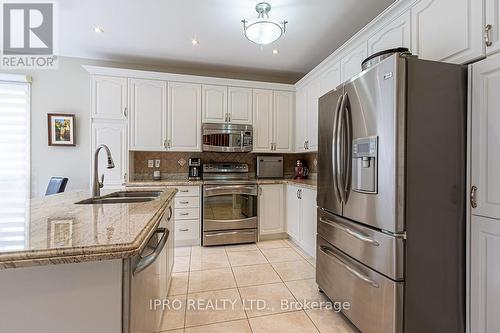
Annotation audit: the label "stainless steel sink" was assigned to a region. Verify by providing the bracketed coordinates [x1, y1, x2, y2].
[75, 190, 162, 205]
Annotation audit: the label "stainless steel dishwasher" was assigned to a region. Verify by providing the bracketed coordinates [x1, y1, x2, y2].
[122, 205, 173, 333]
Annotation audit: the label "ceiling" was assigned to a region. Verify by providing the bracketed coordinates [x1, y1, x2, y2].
[56, 0, 396, 77]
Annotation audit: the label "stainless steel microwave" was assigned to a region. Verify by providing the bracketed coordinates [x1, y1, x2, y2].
[202, 123, 253, 152]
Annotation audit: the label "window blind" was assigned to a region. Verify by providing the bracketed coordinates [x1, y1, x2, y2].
[0, 81, 30, 251]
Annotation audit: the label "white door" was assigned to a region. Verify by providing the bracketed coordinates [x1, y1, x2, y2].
[202, 85, 227, 123]
[273, 91, 293, 152]
[295, 88, 307, 152]
[128, 79, 167, 151]
[300, 188, 317, 257]
[411, 0, 484, 64]
[306, 80, 320, 151]
[167, 82, 202, 152]
[486, 0, 500, 55]
[252, 89, 273, 152]
[471, 215, 500, 333]
[471, 53, 500, 220]
[319, 62, 341, 96]
[91, 76, 127, 120]
[259, 185, 285, 235]
[367, 11, 411, 57]
[341, 42, 368, 83]
[91, 121, 127, 188]
[286, 185, 301, 241]
[228, 87, 252, 124]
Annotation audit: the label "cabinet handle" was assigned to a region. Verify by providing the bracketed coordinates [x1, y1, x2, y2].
[225, 113, 228, 122]
[228, 112, 231, 122]
[306, 141, 309, 150]
[179, 201, 189, 204]
[470, 185, 478, 208]
[179, 228, 189, 232]
[124, 107, 128, 118]
[123, 173, 127, 183]
[180, 212, 189, 216]
[304, 141, 307, 150]
[167, 206, 173, 221]
[259, 187, 263, 196]
[179, 189, 189, 193]
[485, 24, 493, 47]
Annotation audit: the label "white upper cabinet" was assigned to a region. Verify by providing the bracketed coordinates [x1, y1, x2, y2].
[167, 82, 202, 152]
[228, 87, 253, 124]
[486, 0, 500, 55]
[128, 79, 167, 151]
[259, 184, 285, 235]
[252, 89, 274, 152]
[91, 76, 127, 120]
[411, 0, 484, 64]
[341, 42, 368, 83]
[306, 80, 320, 151]
[91, 121, 127, 188]
[273, 91, 294, 152]
[368, 11, 411, 57]
[319, 62, 341, 96]
[471, 53, 500, 220]
[295, 88, 307, 152]
[202, 85, 227, 123]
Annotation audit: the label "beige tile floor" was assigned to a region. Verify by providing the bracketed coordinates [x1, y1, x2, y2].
[162, 239, 359, 333]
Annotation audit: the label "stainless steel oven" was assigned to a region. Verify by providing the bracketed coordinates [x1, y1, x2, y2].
[202, 123, 253, 152]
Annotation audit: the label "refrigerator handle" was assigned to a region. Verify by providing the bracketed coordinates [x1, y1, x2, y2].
[332, 94, 344, 202]
[343, 94, 353, 201]
[336, 94, 349, 204]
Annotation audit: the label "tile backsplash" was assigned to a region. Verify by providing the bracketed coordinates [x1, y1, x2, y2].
[132, 151, 318, 180]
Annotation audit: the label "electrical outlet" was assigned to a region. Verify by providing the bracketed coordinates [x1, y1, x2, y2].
[155, 160, 161, 168]
[147, 160, 154, 168]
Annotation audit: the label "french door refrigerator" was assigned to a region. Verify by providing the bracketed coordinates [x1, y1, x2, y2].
[316, 53, 466, 333]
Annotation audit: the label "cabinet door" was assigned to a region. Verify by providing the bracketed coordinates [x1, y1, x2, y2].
[295, 88, 307, 152]
[306, 80, 320, 152]
[300, 188, 317, 257]
[411, 0, 484, 64]
[368, 11, 411, 57]
[340, 42, 367, 83]
[486, 0, 500, 55]
[167, 82, 202, 152]
[129, 79, 167, 151]
[286, 185, 301, 241]
[228, 87, 252, 124]
[273, 91, 294, 152]
[471, 215, 500, 333]
[91, 121, 127, 188]
[202, 85, 227, 123]
[91, 76, 127, 120]
[319, 62, 341, 96]
[252, 89, 273, 152]
[471, 54, 500, 220]
[259, 185, 285, 235]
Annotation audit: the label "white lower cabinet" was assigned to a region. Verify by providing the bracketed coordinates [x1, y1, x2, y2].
[286, 185, 317, 257]
[91, 121, 128, 189]
[259, 184, 285, 235]
[471, 215, 500, 333]
[167, 186, 201, 246]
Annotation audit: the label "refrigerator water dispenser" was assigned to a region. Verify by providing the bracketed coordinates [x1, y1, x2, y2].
[352, 136, 378, 193]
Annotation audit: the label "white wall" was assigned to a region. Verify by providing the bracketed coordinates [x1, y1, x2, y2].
[8, 56, 299, 197]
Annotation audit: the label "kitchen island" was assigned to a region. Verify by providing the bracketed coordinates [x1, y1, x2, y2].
[0, 188, 176, 333]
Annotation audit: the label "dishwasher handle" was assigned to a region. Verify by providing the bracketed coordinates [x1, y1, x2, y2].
[133, 227, 169, 275]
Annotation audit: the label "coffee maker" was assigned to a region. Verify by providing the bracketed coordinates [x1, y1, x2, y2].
[294, 160, 309, 179]
[188, 158, 202, 180]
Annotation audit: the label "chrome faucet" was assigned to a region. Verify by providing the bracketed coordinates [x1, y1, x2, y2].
[92, 144, 115, 197]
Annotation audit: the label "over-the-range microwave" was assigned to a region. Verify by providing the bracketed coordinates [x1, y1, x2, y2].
[202, 123, 253, 152]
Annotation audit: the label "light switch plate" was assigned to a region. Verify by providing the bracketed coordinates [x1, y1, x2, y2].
[147, 160, 154, 168]
[155, 160, 161, 168]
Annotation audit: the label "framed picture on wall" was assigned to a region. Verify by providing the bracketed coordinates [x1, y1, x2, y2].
[47, 113, 76, 146]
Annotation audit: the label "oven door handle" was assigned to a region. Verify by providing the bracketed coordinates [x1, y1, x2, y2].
[204, 217, 256, 224]
[205, 230, 256, 237]
[204, 185, 257, 196]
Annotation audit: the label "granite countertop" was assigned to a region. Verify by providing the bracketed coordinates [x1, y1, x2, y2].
[127, 177, 317, 190]
[0, 188, 177, 270]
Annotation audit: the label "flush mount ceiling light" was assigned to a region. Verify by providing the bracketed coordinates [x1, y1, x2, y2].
[242, 2, 287, 46]
[94, 26, 104, 33]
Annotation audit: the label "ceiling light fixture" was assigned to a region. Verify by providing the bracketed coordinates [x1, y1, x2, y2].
[242, 2, 287, 46]
[94, 27, 104, 33]
[191, 38, 199, 45]
[272, 49, 279, 55]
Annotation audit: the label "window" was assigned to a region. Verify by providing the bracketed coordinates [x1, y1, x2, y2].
[0, 79, 30, 251]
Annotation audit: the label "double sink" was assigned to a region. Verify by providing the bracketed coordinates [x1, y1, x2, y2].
[75, 191, 162, 205]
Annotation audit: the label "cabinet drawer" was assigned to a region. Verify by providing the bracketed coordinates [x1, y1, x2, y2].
[316, 235, 403, 333]
[173, 186, 200, 197]
[174, 196, 199, 209]
[175, 220, 199, 241]
[175, 208, 200, 220]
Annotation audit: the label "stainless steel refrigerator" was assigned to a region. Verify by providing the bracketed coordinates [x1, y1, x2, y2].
[316, 52, 466, 333]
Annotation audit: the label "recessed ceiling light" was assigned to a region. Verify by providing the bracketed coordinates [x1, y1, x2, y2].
[94, 27, 104, 33]
[272, 49, 279, 55]
[191, 38, 199, 45]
